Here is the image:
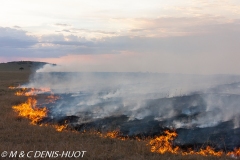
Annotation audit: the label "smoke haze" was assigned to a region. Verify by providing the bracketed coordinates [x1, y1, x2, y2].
[24, 64, 240, 129]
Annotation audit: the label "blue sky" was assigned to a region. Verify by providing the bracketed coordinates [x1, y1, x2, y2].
[1, 0, 240, 74]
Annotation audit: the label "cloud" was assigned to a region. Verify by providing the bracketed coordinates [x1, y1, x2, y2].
[113, 15, 229, 37]
[2, 20, 240, 74]
[13, 25, 21, 28]
[55, 28, 117, 36]
[54, 23, 71, 27]
[62, 29, 71, 32]
[1, 21, 240, 51]
[2, 20, 240, 57]
[0, 27, 37, 48]
[71, 28, 116, 35]
[165, 0, 240, 18]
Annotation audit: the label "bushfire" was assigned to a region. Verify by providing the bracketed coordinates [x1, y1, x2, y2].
[9, 86, 240, 158]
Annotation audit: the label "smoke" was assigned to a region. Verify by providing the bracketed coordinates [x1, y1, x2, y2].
[24, 64, 240, 131]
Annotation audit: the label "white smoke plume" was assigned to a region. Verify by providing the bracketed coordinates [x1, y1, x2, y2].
[24, 64, 240, 129]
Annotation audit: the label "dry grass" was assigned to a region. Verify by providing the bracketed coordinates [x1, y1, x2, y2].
[0, 62, 234, 160]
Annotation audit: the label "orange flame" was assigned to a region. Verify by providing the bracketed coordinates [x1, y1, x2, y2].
[98, 131, 129, 140]
[182, 146, 223, 156]
[8, 86, 17, 89]
[39, 123, 68, 132]
[14, 88, 51, 96]
[12, 87, 63, 131]
[149, 130, 179, 154]
[197, 146, 223, 156]
[46, 94, 60, 103]
[14, 88, 27, 96]
[105, 130, 119, 138]
[227, 148, 240, 158]
[148, 130, 240, 158]
[53, 124, 68, 132]
[12, 97, 48, 125]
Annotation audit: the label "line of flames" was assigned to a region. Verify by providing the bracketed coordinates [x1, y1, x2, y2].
[9, 86, 240, 158]
[148, 130, 237, 157]
[14, 87, 51, 96]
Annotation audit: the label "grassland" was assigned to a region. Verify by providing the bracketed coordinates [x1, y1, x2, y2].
[0, 61, 233, 160]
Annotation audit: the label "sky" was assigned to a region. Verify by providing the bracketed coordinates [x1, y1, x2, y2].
[1, 0, 240, 74]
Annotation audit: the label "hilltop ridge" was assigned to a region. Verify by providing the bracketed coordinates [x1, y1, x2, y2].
[0, 61, 55, 72]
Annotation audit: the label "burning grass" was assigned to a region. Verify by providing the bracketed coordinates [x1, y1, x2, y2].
[12, 97, 48, 125]
[149, 130, 179, 154]
[14, 88, 51, 96]
[227, 148, 240, 158]
[148, 130, 227, 157]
